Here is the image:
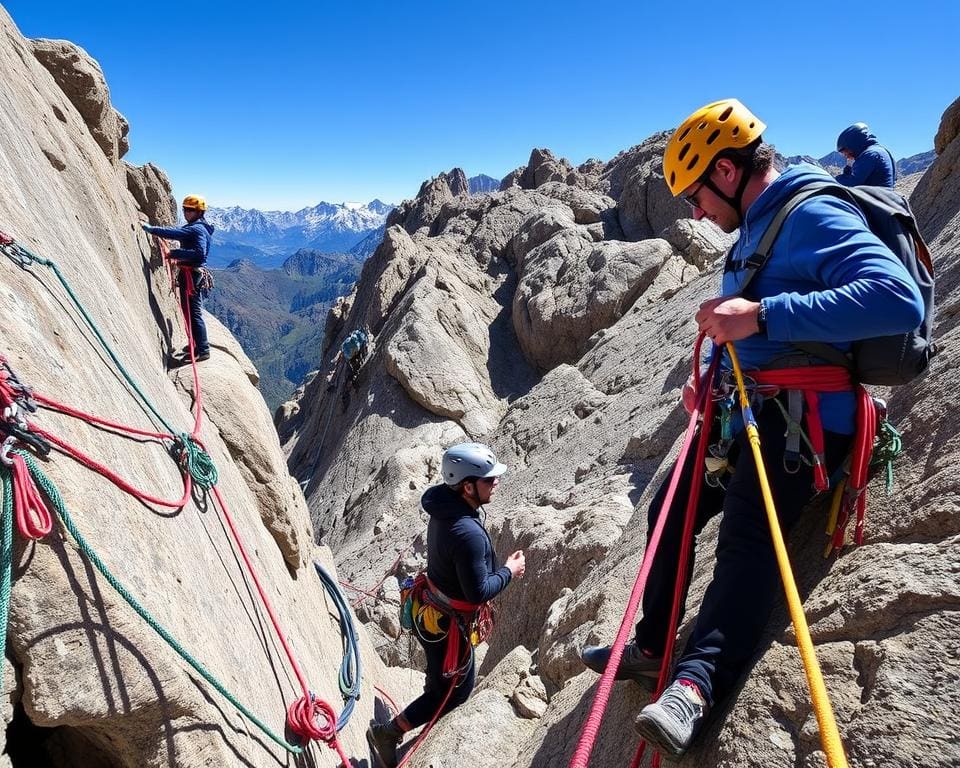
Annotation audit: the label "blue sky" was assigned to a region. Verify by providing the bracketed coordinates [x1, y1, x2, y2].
[5, 1, 958, 210]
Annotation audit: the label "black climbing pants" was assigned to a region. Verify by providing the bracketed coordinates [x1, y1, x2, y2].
[400, 628, 475, 728]
[634, 394, 852, 706]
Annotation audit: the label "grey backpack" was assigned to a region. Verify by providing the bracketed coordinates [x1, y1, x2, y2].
[739, 181, 936, 385]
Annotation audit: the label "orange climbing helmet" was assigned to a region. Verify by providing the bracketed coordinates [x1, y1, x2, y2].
[663, 99, 766, 196]
[182, 194, 207, 212]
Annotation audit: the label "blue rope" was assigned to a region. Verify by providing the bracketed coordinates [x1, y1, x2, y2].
[314, 562, 361, 730]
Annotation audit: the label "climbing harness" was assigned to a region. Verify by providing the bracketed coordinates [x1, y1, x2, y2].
[401, 573, 492, 678]
[388, 572, 492, 768]
[0, 230, 354, 765]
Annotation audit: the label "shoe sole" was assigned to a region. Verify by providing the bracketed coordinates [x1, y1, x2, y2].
[582, 658, 661, 686]
[634, 715, 686, 757]
[365, 730, 395, 768]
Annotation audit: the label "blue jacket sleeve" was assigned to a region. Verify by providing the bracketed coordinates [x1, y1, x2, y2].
[763, 198, 924, 342]
[835, 153, 880, 187]
[452, 529, 512, 604]
[145, 224, 194, 240]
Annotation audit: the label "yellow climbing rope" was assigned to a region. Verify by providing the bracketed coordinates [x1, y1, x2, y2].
[725, 342, 849, 768]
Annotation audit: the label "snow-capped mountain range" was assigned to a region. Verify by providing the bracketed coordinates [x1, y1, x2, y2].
[205, 199, 394, 264]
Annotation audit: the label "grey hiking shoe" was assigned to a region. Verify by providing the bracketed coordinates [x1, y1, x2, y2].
[580, 643, 662, 686]
[366, 722, 401, 768]
[634, 678, 708, 756]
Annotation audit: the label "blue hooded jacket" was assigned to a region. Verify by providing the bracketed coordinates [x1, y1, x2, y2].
[835, 123, 896, 188]
[145, 218, 214, 266]
[421, 483, 511, 604]
[722, 164, 924, 433]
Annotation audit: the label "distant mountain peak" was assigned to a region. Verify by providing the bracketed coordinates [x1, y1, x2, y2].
[468, 174, 500, 195]
[205, 199, 395, 266]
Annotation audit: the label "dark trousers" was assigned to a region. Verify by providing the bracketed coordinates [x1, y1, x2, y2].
[634, 396, 852, 706]
[178, 269, 209, 355]
[401, 629, 476, 728]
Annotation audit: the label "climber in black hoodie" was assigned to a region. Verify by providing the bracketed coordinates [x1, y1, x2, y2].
[367, 442, 525, 768]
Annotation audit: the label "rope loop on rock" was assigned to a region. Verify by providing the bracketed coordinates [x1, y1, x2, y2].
[173, 433, 218, 490]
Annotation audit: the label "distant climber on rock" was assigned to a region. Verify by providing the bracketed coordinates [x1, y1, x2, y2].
[340, 328, 370, 381]
[835, 122, 896, 187]
[142, 194, 214, 365]
[367, 442, 525, 768]
[580, 99, 924, 758]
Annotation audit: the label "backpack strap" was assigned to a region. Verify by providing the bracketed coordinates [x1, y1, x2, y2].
[739, 180, 859, 370]
[738, 181, 849, 296]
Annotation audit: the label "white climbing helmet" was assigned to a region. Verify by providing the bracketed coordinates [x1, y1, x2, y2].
[441, 442, 507, 486]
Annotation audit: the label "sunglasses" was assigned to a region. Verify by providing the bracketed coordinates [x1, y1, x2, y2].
[681, 181, 706, 210]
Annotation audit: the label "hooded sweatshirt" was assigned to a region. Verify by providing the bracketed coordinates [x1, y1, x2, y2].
[144, 218, 215, 266]
[722, 164, 924, 433]
[836, 124, 896, 188]
[420, 483, 511, 605]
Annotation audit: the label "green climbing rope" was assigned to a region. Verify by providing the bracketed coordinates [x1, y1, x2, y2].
[16, 451, 302, 755]
[871, 417, 903, 494]
[174, 434, 219, 490]
[1, 467, 13, 669]
[4, 240, 177, 436]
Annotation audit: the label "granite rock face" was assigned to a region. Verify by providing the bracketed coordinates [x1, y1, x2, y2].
[30, 38, 129, 164]
[0, 9, 405, 767]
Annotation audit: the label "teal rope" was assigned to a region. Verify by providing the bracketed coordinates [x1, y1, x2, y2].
[1, 467, 13, 669]
[5, 241, 177, 436]
[174, 434, 219, 490]
[17, 452, 303, 754]
[872, 418, 903, 495]
[314, 562, 361, 730]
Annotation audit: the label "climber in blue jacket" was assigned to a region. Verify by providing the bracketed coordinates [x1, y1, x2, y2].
[835, 122, 896, 187]
[143, 194, 214, 364]
[581, 99, 923, 759]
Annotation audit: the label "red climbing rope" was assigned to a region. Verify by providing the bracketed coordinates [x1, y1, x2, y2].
[569, 333, 718, 768]
[2, 449, 52, 539]
[28, 424, 193, 509]
[34, 392, 170, 441]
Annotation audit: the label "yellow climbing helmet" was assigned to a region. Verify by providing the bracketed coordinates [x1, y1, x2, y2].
[663, 99, 767, 196]
[182, 194, 207, 212]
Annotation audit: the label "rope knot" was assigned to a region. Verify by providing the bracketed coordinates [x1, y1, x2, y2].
[286, 693, 339, 745]
[2, 449, 53, 539]
[172, 434, 218, 490]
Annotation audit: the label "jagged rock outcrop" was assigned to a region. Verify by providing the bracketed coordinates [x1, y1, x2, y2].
[285, 93, 960, 768]
[0, 10, 402, 767]
[29, 39, 129, 164]
[387, 167, 469, 234]
[124, 161, 177, 225]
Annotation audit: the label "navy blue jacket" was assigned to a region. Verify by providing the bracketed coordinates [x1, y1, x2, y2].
[145, 219, 214, 266]
[421, 484, 511, 604]
[835, 124, 896, 188]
